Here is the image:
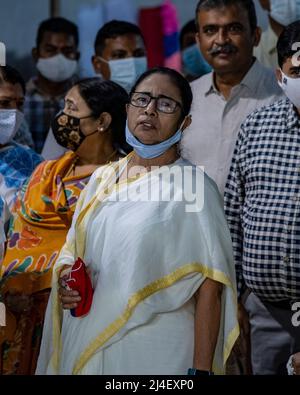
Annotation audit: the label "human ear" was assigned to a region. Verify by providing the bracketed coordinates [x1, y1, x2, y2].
[181, 115, 192, 132]
[195, 32, 201, 48]
[275, 68, 283, 83]
[91, 55, 103, 74]
[98, 112, 112, 132]
[253, 27, 262, 48]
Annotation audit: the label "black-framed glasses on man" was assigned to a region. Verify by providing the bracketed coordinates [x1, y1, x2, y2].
[130, 92, 182, 114]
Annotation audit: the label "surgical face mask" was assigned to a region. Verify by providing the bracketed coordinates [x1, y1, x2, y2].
[0, 109, 24, 145]
[182, 44, 211, 77]
[51, 111, 98, 151]
[36, 54, 78, 82]
[125, 120, 185, 159]
[278, 70, 300, 108]
[270, 0, 300, 26]
[103, 57, 147, 93]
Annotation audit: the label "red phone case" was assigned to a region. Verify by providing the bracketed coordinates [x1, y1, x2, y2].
[65, 257, 94, 317]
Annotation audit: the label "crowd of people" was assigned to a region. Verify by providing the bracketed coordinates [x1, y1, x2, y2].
[0, 0, 300, 376]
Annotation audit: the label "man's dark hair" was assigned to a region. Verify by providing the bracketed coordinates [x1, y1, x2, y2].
[0, 65, 25, 94]
[195, 0, 257, 33]
[36, 17, 79, 48]
[94, 20, 144, 55]
[76, 78, 130, 153]
[130, 67, 193, 120]
[277, 21, 300, 69]
[179, 20, 197, 50]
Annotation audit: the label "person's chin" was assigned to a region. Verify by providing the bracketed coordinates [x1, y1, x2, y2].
[213, 59, 238, 73]
[134, 131, 158, 145]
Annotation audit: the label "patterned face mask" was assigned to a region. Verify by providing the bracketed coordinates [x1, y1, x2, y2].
[51, 111, 97, 151]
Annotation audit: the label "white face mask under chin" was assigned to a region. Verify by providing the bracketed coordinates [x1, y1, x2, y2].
[278, 70, 300, 108]
[0, 109, 24, 145]
[36, 54, 78, 82]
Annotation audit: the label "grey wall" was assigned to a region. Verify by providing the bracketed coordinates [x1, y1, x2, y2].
[0, 0, 268, 80]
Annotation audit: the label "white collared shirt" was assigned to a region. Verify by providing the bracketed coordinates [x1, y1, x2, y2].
[254, 26, 278, 70]
[180, 59, 284, 194]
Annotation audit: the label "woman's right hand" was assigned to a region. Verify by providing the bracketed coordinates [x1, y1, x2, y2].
[58, 276, 81, 310]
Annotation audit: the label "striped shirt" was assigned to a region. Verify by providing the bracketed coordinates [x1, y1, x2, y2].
[224, 98, 300, 302]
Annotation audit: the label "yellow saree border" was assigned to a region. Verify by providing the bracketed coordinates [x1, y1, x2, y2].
[50, 261, 238, 375]
[48, 155, 239, 374]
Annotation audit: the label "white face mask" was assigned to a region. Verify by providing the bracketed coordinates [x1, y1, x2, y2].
[100, 57, 147, 93]
[36, 54, 78, 82]
[278, 70, 300, 108]
[0, 109, 24, 145]
[270, 0, 300, 26]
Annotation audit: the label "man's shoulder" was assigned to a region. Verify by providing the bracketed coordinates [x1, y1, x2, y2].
[190, 73, 212, 94]
[9, 142, 42, 160]
[251, 61, 282, 95]
[244, 97, 290, 123]
[237, 98, 291, 143]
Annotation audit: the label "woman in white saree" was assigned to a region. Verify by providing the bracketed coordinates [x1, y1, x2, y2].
[36, 67, 239, 375]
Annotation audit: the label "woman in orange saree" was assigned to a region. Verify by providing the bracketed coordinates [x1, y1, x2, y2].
[0, 78, 129, 375]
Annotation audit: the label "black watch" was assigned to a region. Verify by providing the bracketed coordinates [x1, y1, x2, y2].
[187, 368, 214, 375]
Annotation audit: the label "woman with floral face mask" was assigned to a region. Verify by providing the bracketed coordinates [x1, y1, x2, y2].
[0, 78, 129, 375]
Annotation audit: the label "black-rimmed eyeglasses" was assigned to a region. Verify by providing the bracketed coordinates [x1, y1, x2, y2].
[130, 92, 182, 114]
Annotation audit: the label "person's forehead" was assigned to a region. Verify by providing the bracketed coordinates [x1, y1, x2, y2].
[197, 4, 249, 26]
[0, 81, 24, 97]
[104, 34, 144, 52]
[136, 74, 181, 100]
[40, 31, 76, 47]
[65, 85, 90, 109]
[66, 85, 81, 102]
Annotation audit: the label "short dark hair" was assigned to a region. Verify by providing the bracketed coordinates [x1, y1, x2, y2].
[75, 78, 130, 153]
[180, 20, 197, 50]
[195, 0, 257, 33]
[130, 67, 193, 119]
[36, 17, 79, 48]
[0, 65, 25, 94]
[94, 20, 144, 55]
[277, 21, 300, 69]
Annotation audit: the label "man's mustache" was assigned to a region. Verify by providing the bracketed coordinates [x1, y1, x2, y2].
[208, 44, 238, 56]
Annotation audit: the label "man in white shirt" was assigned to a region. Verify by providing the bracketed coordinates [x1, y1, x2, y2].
[180, 0, 283, 195]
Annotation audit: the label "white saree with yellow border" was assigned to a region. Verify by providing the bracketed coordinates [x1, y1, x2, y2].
[36, 156, 239, 375]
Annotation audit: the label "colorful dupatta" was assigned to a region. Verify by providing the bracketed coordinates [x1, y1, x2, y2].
[0, 151, 92, 295]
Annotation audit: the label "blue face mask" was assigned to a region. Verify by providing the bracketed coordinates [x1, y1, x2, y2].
[107, 57, 147, 93]
[125, 121, 183, 159]
[182, 43, 211, 78]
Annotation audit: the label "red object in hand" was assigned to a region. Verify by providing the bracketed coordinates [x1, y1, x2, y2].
[65, 257, 94, 317]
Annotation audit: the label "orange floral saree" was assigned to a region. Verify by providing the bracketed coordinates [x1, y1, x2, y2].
[0, 151, 92, 374]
